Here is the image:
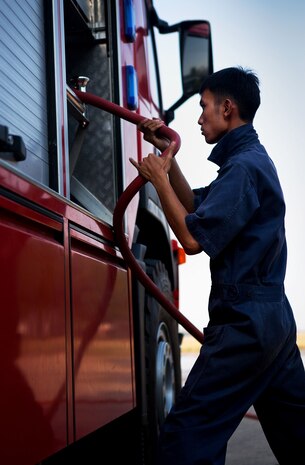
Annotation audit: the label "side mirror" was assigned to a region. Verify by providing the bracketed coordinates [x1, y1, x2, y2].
[180, 21, 213, 98]
[166, 20, 213, 123]
[151, 9, 213, 124]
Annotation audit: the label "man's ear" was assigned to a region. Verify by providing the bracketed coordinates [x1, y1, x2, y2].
[223, 98, 234, 117]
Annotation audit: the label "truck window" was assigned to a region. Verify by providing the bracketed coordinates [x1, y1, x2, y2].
[64, 0, 117, 224]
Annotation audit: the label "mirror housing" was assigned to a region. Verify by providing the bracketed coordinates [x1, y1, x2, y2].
[166, 20, 213, 123]
[151, 8, 213, 123]
[180, 21, 213, 98]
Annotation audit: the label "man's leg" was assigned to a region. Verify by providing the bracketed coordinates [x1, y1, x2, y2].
[157, 324, 268, 465]
[254, 343, 305, 465]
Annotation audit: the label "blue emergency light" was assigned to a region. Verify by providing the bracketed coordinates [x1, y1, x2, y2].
[124, 0, 136, 42]
[126, 65, 138, 110]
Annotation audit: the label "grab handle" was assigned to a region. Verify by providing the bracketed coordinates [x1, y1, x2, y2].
[73, 88, 204, 344]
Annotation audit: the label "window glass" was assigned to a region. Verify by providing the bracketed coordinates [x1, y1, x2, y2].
[65, 1, 116, 224]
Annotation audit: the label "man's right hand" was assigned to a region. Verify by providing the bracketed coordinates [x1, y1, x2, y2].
[129, 141, 176, 183]
[137, 118, 170, 152]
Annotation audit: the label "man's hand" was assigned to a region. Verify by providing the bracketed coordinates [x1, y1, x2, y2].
[138, 118, 170, 152]
[130, 141, 176, 184]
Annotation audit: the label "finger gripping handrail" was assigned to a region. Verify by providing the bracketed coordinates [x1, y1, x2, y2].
[74, 88, 204, 344]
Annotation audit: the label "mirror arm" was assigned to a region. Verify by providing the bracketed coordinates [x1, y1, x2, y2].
[164, 94, 191, 125]
[149, 8, 213, 125]
[150, 6, 180, 33]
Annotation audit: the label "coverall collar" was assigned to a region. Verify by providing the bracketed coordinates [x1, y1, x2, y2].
[208, 123, 259, 167]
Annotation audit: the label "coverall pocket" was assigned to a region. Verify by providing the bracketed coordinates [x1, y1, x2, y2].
[182, 325, 226, 397]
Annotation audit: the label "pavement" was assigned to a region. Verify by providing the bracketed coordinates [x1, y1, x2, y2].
[181, 346, 305, 465]
[226, 412, 278, 465]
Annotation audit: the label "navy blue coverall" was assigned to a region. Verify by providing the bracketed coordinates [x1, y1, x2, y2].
[157, 124, 305, 465]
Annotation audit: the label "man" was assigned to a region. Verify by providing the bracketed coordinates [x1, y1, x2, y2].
[130, 67, 305, 465]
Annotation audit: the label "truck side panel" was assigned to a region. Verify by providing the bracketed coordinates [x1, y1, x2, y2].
[0, 192, 66, 463]
[0, 164, 136, 463]
[70, 229, 134, 439]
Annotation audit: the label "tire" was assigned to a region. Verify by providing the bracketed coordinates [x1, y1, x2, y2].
[144, 259, 181, 462]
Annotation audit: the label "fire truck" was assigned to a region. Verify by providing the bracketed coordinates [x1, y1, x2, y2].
[0, 0, 212, 463]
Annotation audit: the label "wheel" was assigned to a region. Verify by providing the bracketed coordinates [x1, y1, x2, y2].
[144, 259, 181, 461]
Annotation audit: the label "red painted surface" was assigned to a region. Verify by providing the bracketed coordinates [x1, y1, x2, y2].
[0, 195, 66, 463]
[70, 230, 134, 439]
[0, 0, 179, 462]
[0, 3, 150, 459]
[0, 162, 135, 463]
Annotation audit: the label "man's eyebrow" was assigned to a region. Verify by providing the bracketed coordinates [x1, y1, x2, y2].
[199, 100, 205, 108]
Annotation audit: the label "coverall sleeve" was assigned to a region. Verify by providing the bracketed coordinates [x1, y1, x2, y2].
[186, 162, 260, 259]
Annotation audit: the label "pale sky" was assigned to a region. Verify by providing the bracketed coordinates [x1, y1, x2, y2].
[153, 0, 305, 331]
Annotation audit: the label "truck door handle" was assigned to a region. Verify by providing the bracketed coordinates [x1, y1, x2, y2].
[0, 125, 27, 161]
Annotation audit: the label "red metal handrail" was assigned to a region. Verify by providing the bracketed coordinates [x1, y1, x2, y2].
[73, 88, 204, 344]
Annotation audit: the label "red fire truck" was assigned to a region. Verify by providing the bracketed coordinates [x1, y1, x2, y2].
[0, 0, 212, 463]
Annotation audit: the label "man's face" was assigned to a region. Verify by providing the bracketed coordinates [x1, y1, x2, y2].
[198, 90, 228, 144]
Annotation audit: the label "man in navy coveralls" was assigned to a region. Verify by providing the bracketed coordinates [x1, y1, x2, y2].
[130, 67, 305, 464]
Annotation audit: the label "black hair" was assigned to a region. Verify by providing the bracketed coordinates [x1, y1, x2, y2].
[199, 66, 260, 122]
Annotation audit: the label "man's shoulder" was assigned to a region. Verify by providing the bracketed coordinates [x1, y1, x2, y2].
[231, 143, 270, 168]
[228, 145, 280, 192]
